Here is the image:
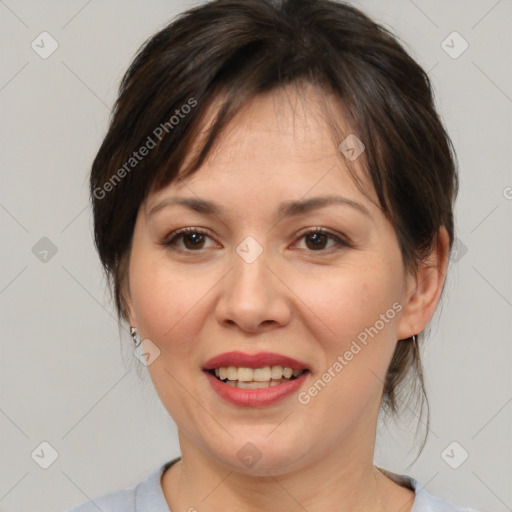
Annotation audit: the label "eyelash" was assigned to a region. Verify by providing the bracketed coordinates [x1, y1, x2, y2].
[160, 226, 350, 255]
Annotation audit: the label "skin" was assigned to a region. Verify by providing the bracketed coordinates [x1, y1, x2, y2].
[125, 84, 450, 512]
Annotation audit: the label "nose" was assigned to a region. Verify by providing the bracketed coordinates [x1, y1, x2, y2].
[215, 242, 292, 334]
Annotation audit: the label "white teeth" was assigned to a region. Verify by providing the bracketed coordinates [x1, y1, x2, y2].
[225, 379, 290, 389]
[212, 365, 305, 382]
[253, 367, 271, 381]
[271, 365, 283, 379]
[237, 367, 254, 382]
[226, 366, 238, 380]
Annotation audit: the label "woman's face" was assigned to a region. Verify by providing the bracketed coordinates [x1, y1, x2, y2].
[126, 86, 419, 475]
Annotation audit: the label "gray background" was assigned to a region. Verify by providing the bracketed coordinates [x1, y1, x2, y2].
[0, 1, 511, 511]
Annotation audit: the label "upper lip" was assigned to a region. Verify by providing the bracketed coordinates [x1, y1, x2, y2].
[202, 351, 310, 371]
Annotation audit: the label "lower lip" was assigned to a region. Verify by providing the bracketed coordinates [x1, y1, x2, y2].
[204, 371, 309, 407]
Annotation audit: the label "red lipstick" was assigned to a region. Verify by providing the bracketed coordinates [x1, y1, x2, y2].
[203, 351, 311, 407]
[202, 351, 310, 371]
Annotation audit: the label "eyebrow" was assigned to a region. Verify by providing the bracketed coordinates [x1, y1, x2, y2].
[147, 195, 371, 219]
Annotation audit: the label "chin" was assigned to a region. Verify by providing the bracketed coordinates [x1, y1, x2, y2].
[206, 429, 311, 476]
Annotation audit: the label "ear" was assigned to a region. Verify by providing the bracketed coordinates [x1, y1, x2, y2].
[119, 252, 137, 328]
[124, 296, 136, 328]
[120, 274, 137, 328]
[396, 226, 451, 340]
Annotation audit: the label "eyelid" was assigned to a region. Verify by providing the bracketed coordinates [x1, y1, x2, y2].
[160, 226, 351, 253]
[293, 226, 351, 253]
[295, 226, 350, 244]
[160, 227, 219, 249]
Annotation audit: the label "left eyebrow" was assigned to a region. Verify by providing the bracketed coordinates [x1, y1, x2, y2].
[277, 195, 371, 218]
[146, 194, 371, 219]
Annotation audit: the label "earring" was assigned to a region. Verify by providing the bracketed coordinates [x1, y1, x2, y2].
[130, 326, 141, 347]
[412, 334, 417, 343]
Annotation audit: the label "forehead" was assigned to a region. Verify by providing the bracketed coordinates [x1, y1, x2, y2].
[147, 85, 377, 210]
[199, 84, 353, 164]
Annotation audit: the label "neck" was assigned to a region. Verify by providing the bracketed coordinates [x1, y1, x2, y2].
[161, 430, 414, 512]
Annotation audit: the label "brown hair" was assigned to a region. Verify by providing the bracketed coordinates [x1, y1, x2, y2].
[90, 0, 458, 443]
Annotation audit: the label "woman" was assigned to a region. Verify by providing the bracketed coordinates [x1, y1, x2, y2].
[67, 0, 479, 510]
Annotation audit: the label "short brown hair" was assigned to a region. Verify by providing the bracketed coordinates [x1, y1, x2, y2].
[90, 0, 458, 438]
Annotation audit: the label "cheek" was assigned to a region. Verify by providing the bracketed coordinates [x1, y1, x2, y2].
[128, 255, 216, 422]
[294, 261, 402, 346]
[293, 260, 403, 403]
[128, 251, 209, 350]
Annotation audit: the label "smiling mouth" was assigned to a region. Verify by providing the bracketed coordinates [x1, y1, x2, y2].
[207, 366, 309, 389]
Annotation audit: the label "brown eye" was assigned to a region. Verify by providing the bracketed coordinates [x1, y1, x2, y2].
[162, 227, 217, 252]
[295, 229, 349, 253]
[182, 232, 206, 250]
[304, 231, 329, 250]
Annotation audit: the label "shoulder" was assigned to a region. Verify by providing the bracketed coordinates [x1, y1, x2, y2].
[62, 458, 179, 512]
[64, 485, 136, 512]
[411, 482, 481, 512]
[380, 469, 481, 512]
